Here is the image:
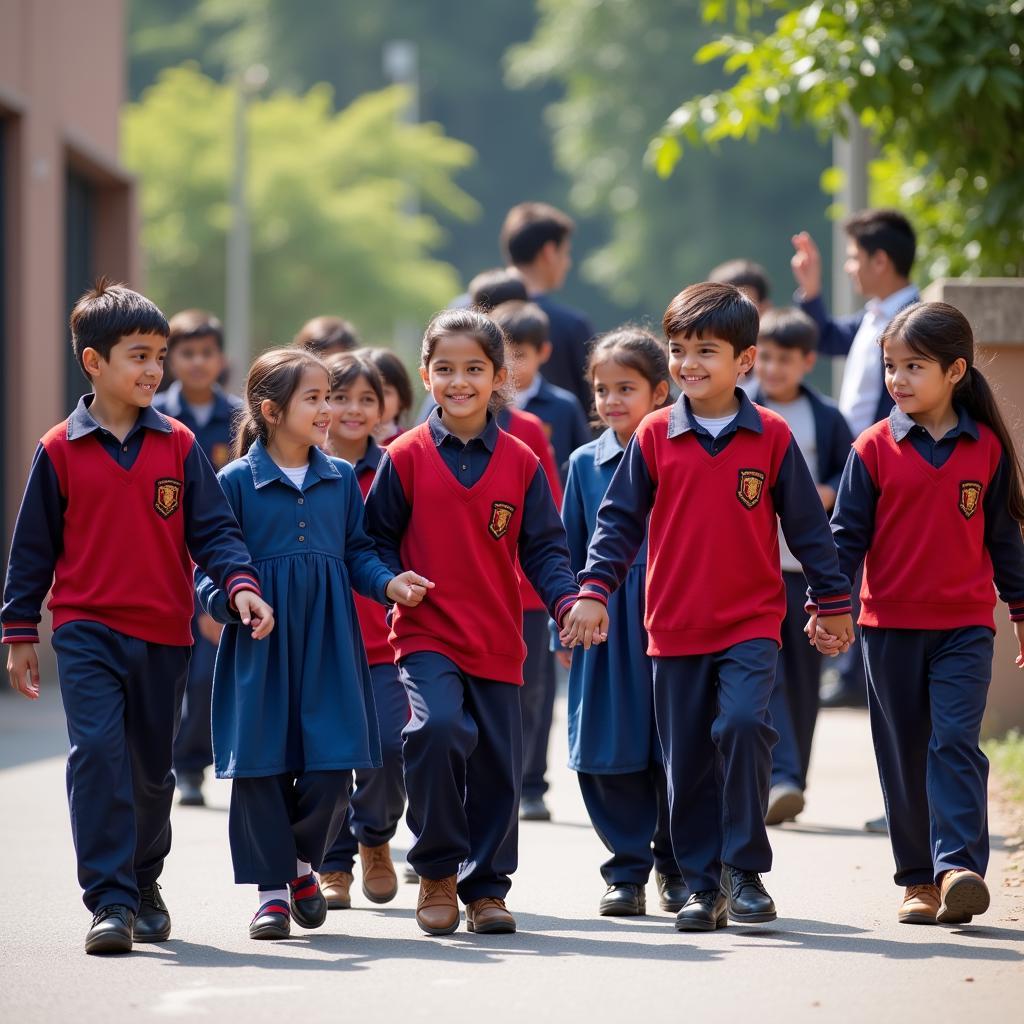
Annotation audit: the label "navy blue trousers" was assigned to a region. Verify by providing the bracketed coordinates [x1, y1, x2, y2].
[578, 766, 679, 885]
[52, 620, 190, 913]
[862, 626, 993, 886]
[770, 572, 823, 790]
[521, 609, 557, 799]
[229, 771, 350, 886]
[653, 639, 778, 894]
[321, 663, 409, 872]
[399, 651, 522, 903]
[172, 610, 216, 776]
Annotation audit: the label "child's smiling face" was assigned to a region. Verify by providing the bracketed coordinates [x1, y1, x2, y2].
[668, 333, 753, 405]
[87, 332, 167, 408]
[329, 374, 383, 447]
[420, 333, 507, 437]
[271, 366, 332, 450]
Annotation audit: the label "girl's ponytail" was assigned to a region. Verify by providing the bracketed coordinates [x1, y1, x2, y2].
[232, 409, 264, 462]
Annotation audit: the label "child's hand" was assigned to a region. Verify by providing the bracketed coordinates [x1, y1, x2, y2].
[7, 643, 40, 700]
[813, 624, 844, 657]
[790, 231, 822, 299]
[198, 612, 224, 646]
[804, 612, 818, 644]
[555, 649, 573, 671]
[559, 598, 609, 650]
[1014, 620, 1023, 670]
[234, 591, 275, 640]
[816, 613, 855, 656]
[387, 572, 435, 608]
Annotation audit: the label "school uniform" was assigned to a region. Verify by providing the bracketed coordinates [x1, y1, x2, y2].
[321, 439, 409, 875]
[153, 382, 242, 783]
[365, 408, 577, 902]
[559, 428, 676, 885]
[827, 408, 1024, 886]
[1, 396, 259, 913]
[578, 390, 851, 895]
[751, 383, 853, 790]
[196, 440, 394, 886]
[516, 373, 592, 480]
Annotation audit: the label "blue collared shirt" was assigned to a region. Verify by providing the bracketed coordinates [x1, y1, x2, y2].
[426, 405, 499, 488]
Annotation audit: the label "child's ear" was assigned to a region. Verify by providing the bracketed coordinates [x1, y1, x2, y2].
[737, 345, 757, 375]
[418, 366, 431, 391]
[493, 365, 509, 390]
[259, 398, 281, 425]
[81, 347, 104, 379]
[653, 379, 671, 408]
[539, 341, 553, 366]
[803, 350, 818, 374]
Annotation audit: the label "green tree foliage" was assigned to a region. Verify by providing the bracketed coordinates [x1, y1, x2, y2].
[505, 0, 832, 314]
[651, 0, 1024, 279]
[122, 65, 477, 348]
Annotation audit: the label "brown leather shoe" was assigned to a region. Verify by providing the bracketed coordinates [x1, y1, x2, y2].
[416, 876, 459, 935]
[359, 842, 399, 904]
[898, 883, 939, 924]
[321, 871, 353, 910]
[466, 897, 516, 934]
[938, 869, 989, 924]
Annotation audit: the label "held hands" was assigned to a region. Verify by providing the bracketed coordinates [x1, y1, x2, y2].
[386, 572, 435, 608]
[805, 612, 855, 657]
[559, 598, 609, 650]
[7, 643, 40, 700]
[234, 591, 276, 640]
[790, 231, 822, 300]
[1014, 621, 1023, 670]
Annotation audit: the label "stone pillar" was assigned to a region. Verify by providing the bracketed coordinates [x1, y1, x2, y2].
[922, 278, 1024, 737]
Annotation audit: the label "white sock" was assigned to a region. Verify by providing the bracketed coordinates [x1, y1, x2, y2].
[296, 859, 312, 878]
[257, 887, 289, 909]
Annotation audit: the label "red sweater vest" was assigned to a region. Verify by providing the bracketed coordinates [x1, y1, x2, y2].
[386, 423, 539, 684]
[353, 465, 393, 666]
[637, 407, 793, 655]
[43, 419, 198, 645]
[855, 419, 1003, 630]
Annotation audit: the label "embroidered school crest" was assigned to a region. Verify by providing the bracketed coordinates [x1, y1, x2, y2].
[959, 480, 982, 520]
[736, 469, 766, 509]
[154, 478, 182, 519]
[488, 501, 517, 540]
[210, 443, 230, 470]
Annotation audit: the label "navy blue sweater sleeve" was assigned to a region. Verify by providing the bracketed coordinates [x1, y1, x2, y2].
[797, 293, 862, 358]
[183, 441, 260, 603]
[827, 449, 877, 599]
[1, 445, 66, 643]
[578, 435, 654, 603]
[772, 437, 852, 612]
[342, 470, 394, 605]
[517, 464, 578, 625]
[364, 453, 411, 578]
[984, 453, 1024, 620]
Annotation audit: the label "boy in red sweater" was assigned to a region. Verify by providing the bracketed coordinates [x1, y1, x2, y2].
[2, 281, 273, 955]
[562, 282, 853, 931]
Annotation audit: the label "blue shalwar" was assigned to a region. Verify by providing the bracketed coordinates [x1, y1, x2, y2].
[196, 441, 393, 885]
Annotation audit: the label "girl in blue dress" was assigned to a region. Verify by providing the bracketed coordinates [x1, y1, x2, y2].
[559, 327, 686, 917]
[196, 347, 432, 941]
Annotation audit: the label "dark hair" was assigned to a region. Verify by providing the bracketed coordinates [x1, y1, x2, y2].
[491, 300, 550, 352]
[293, 315, 361, 355]
[70, 277, 168, 377]
[325, 352, 384, 411]
[500, 202, 574, 267]
[420, 308, 510, 410]
[662, 282, 759, 355]
[167, 308, 224, 352]
[881, 301, 1024, 524]
[587, 326, 670, 410]
[468, 268, 529, 311]
[708, 259, 772, 304]
[844, 209, 916, 278]
[757, 307, 819, 354]
[358, 348, 413, 419]
[234, 347, 329, 459]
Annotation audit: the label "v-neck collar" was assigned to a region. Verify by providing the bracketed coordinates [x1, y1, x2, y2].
[421, 421, 506, 501]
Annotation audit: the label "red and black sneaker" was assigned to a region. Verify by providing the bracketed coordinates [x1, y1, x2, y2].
[250, 899, 291, 940]
[289, 873, 328, 929]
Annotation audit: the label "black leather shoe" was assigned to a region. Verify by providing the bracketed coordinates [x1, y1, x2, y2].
[177, 771, 205, 807]
[723, 866, 777, 923]
[519, 794, 552, 821]
[289, 873, 328, 929]
[599, 882, 646, 916]
[134, 882, 171, 942]
[85, 904, 135, 955]
[674, 889, 728, 931]
[656, 872, 689, 913]
[250, 900, 291, 940]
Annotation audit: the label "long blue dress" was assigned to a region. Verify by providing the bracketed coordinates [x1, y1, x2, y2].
[560, 428, 658, 774]
[196, 440, 393, 779]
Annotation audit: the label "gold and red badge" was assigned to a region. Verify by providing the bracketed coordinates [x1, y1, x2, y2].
[488, 501, 517, 540]
[736, 468, 766, 509]
[154, 477, 182, 519]
[959, 480, 982, 520]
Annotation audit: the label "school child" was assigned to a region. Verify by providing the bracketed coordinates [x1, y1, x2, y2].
[359, 347, 414, 446]
[492, 299, 592, 479]
[812, 302, 1024, 926]
[293, 315, 361, 357]
[317, 353, 410, 910]
[559, 327, 689, 917]
[364, 308, 579, 936]
[195, 347, 432, 940]
[2, 281, 273, 955]
[152, 309, 243, 808]
[749, 308, 853, 823]
[563, 282, 854, 932]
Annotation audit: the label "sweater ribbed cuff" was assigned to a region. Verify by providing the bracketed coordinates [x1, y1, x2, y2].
[812, 594, 853, 617]
[553, 594, 577, 627]
[2, 622, 40, 644]
[1009, 601, 1024, 623]
[577, 578, 611, 606]
[226, 572, 261, 610]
